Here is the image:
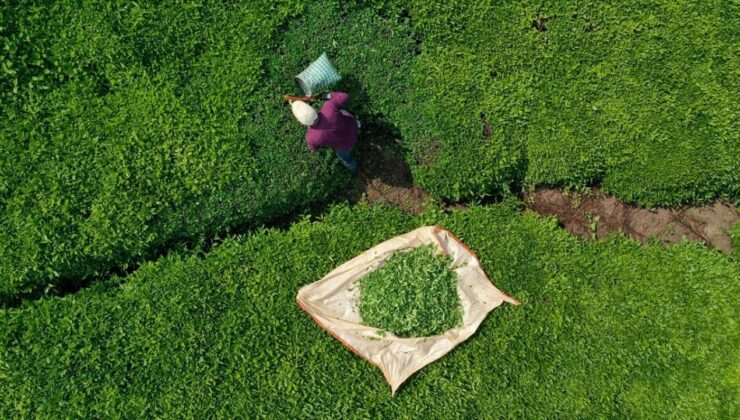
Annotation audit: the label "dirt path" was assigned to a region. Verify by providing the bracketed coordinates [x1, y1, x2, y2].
[344, 131, 429, 214]
[346, 125, 737, 253]
[525, 188, 738, 253]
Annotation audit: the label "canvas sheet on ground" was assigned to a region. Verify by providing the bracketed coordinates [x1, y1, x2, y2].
[297, 226, 520, 394]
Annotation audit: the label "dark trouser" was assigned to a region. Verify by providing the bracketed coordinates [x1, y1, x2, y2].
[334, 148, 358, 174]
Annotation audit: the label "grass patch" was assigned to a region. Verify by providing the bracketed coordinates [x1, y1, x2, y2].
[358, 245, 462, 337]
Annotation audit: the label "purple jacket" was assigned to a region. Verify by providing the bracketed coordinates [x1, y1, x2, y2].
[305, 92, 358, 151]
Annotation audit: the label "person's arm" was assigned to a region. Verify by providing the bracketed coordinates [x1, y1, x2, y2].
[322, 92, 350, 111]
[305, 129, 322, 150]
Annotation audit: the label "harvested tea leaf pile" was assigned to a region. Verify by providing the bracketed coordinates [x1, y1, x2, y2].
[358, 245, 462, 337]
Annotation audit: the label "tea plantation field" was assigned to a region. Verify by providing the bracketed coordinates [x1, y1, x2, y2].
[0, 0, 738, 416]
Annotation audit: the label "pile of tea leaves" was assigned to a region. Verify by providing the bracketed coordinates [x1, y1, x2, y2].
[358, 245, 462, 337]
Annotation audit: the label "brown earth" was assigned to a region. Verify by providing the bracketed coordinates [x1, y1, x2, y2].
[525, 188, 738, 253]
[345, 137, 430, 214]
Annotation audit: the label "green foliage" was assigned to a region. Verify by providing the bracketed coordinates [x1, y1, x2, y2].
[395, 0, 537, 201]
[395, 0, 738, 204]
[264, 0, 416, 123]
[2, 204, 737, 417]
[731, 220, 740, 259]
[358, 245, 462, 337]
[0, 0, 417, 301]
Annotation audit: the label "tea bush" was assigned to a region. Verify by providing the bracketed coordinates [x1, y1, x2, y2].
[396, 0, 739, 204]
[0, 0, 416, 302]
[2, 204, 737, 417]
[263, 0, 415, 126]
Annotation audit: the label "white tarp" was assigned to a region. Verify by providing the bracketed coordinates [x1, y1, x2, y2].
[297, 225, 520, 395]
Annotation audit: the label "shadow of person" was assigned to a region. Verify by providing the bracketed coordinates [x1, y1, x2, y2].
[334, 76, 414, 189]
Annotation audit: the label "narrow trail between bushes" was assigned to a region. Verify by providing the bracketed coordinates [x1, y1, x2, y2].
[344, 137, 738, 253]
[336, 125, 430, 214]
[524, 188, 738, 253]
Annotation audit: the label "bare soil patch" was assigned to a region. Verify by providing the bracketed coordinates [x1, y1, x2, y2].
[346, 136, 429, 214]
[412, 137, 443, 167]
[525, 188, 738, 253]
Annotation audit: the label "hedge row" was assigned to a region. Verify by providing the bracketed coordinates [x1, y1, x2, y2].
[395, 0, 739, 204]
[0, 1, 415, 301]
[2, 204, 737, 417]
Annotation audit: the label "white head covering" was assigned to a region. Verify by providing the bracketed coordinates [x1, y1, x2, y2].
[291, 101, 318, 126]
